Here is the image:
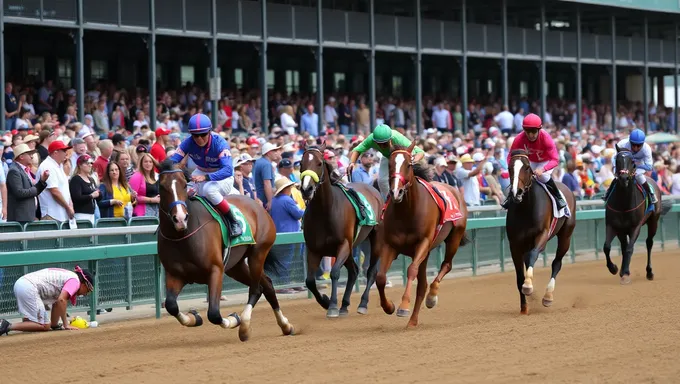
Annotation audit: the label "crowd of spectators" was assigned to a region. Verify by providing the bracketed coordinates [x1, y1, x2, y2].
[3, 78, 680, 294]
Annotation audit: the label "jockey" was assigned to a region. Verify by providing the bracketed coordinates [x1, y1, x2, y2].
[502, 113, 566, 210]
[168, 113, 242, 237]
[346, 123, 425, 200]
[603, 128, 657, 204]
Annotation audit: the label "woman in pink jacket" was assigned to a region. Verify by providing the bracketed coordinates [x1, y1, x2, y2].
[129, 153, 160, 217]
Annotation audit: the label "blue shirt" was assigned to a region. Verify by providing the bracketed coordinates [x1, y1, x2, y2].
[269, 194, 304, 233]
[562, 172, 580, 193]
[300, 113, 319, 137]
[235, 176, 255, 199]
[351, 166, 372, 184]
[169, 133, 233, 181]
[253, 157, 274, 205]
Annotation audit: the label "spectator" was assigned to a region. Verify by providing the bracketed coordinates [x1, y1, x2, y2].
[253, 142, 282, 210]
[277, 159, 305, 210]
[233, 153, 256, 199]
[97, 161, 135, 219]
[37, 140, 74, 223]
[150, 126, 171, 163]
[300, 103, 319, 137]
[93, 100, 110, 134]
[351, 151, 374, 184]
[6, 144, 49, 224]
[4, 82, 19, 131]
[68, 154, 100, 225]
[129, 153, 160, 217]
[37, 128, 55, 162]
[455, 153, 486, 207]
[115, 150, 134, 181]
[111, 133, 126, 153]
[93, 139, 113, 182]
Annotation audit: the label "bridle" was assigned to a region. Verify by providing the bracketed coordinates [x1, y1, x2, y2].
[510, 154, 533, 196]
[158, 169, 188, 221]
[615, 151, 635, 180]
[390, 149, 414, 191]
[300, 147, 327, 187]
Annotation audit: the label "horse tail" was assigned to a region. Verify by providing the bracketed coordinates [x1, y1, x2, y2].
[660, 199, 673, 216]
[459, 231, 472, 247]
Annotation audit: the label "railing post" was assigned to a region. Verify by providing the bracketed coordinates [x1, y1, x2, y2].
[660, 217, 665, 251]
[594, 219, 600, 259]
[126, 257, 133, 310]
[154, 255, 162, 319]
[401, 255, 408, 286]
[471, 229, 478, 276]
[499, 227, 505, 272]
[89, 259, 99, 322]
[570, 235, 576, 263]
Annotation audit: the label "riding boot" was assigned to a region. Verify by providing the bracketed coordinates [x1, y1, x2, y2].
[545, 178, 567, 210]
[216, 200, 243, 238]
[602, 179, 617, 202]
[642, 181, 658, 204]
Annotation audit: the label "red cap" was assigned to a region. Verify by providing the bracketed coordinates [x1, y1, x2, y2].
[323, 149, 335, 160]
[48, 140, 73, 154]
[522, 113, 542, 129]
[76, 154, 93, 165]
[11, 130, 18, 135]
[155, 126, 171, 136]
[246, 137, 259, 146]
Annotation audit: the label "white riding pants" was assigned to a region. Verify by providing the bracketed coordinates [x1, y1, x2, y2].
[634, 168, 647, 185]
[530, 161, 553, 183]
[378, 156, 390, 199]
[192, 169, 237, 205]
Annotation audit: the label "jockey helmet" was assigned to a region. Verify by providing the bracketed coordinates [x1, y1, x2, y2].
[188, 113, 212, 135]
[522, 113, 542, 129]
[372, 124, 393, 143]
[629, 128, 646, 145]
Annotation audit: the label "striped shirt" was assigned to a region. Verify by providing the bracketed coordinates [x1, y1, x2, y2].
[22, 268, 80, 306]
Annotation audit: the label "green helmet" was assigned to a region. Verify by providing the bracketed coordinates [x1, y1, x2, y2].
[372, 124, 392, 143]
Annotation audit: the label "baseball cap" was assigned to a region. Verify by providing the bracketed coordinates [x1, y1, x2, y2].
[261, 142, 281, 156]
[48, 140, 72, 154]
[278, 159, 293, 169]
[155, 126, 171, 136]
[111, 133, 126, 146]
[77, 154, 94, 165]
[136, 144, 149, 153]
[434, 157, 447, 167]
[234, 153, 255, 168]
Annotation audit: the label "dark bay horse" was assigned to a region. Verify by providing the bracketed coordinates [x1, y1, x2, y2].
[603, 146, 672, 284]
[374, 141, 469, 327]
[299, 143, 383, 318]
[156, 160, 294, 341]
[506, 150, 576, 314]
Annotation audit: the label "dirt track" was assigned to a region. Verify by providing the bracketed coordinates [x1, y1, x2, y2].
[2, 250, 680, 384]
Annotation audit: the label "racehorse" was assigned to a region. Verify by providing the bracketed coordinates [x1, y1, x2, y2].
[156, 160, 294, 341]
[602, 146, 672, 284]
[506, 150, 576, 314]
[299, 143, 383, 318]
[374, 141, 470, 327]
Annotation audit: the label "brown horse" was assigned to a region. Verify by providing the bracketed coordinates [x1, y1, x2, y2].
[299, 143, 382, 318]
[374, 142, 470, 327]
[156, 160, 294, 341]
[505, 150, 576, 314]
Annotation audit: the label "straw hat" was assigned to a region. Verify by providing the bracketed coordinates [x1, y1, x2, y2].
[13, 143, 36, 158]
[274, 177, 296, 196]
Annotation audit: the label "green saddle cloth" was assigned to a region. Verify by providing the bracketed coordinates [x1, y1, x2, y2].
[336, 184, 377, 242]
[191, 196, 256, 248]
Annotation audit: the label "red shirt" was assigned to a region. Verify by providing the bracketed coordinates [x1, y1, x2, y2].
[93, 156, 109, 182]
[150, 142, 166, 163]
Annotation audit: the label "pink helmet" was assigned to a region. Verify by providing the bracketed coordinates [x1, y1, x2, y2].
[522, 113, 542, 129]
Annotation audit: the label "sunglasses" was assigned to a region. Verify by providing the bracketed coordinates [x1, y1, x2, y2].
[525, 129, 538, 135]
[192, 132, 209, 138]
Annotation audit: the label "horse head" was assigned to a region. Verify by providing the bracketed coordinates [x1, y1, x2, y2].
[388, 141, 416, 203]
[614, 144, 635, 188]
[300, 142, 328, 202]
[508, 150, 533, 203]
[158, 159, 190, 232]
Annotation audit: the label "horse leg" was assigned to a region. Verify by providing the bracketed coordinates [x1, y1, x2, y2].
[339, 252, 359, 317]
[621, 227, 642, 284]
[304, 251, 330, 310]
[258, 272, 295, 336]
[542, 230, 571, 307]
[645, 218, 659, 281]
[407, 261, 430, 328]
[358, 233, 377, 314]
[427, 226, 465, 309]
[207, 265, 241, 330]
[327, 240, 351, 318]
[511, 245, 528, 314]
[164, 273, 203, 327]
[376, 245, 398, 315]
[397, 239, 431, 317]
[603, 225, 619, 275]
[522, 230, 550, 296]
[617, 233, 631, 285]
[224, 258, 262, 342]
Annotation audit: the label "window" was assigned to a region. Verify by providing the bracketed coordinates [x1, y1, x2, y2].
[90, 60, 108, 82]
[310, 72, 317, 93]
[392, 76, 403, 97]
[333, 72, 346, 92]
[520, 81, 529, 98]
[266, 70, 275, 90]
[557, 82, 565, 99]
[57, 59, 72, 89]
[285, 70, 300, 94]
[180, 65, 195, 85]
[431, 75, 440, 94]
[353, 75, 364, 93]
[487, 79, 493, 95]
[376, 75, 383, 94]
[544, 81, 549, 97]
[156, 64, 163, 83]
[27, 57, 45, 81]
[234, 68, 243, 89]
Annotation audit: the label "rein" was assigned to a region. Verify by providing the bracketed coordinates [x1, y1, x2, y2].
[158, 167, 197, 241]
[510, 154, 533, 192]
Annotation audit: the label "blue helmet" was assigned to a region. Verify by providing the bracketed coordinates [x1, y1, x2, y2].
[188, 113, 212, 135]
[629, 128, 646, 145]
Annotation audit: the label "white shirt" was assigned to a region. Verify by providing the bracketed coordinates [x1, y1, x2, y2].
[513, 113, 524, 132]
[433, 109, 450, 129]
[324, 105, 337, 124]
[494, 111, 514, 129]
[671, 174, 680, 195]
[455, 167, 481, 206]
[22, 268, 79, 305]
[37, 156, 72, 222]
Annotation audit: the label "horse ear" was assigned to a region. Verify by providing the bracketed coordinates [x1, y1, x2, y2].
[319, 141, 326, 152]
[615, 144, 620, 153]
[407, 140, 416, 154]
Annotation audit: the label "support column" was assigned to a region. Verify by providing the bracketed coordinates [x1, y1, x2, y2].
[575, 6, 582, 130]
[368, 0, 376, 131]
[642, 16, 648, 133]
[461, 0, 468, 133]
[260, 0, 268, 133]
[675, 23, 679, 133]
[148, 0, 157, 131]
[76, 0, 85, 123]
[610, 15, 617, 132]
[415, 0, 422, 134]
[539, 0, 546, 119]
[316, 0, 324, 134]
[210, 0, 219, 130]
[501, 0, 508, 107]
[0, 4, 3, 132]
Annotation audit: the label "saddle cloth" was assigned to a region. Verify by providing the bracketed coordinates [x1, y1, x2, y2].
[191, 196, 255, 249]
[607, 181, 654, 214]
[536, 181, 570, 237]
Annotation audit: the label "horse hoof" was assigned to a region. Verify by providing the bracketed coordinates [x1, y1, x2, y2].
[189, 310, 203, 327]
[284, 324, 295, 336]
[383, 301, 396, 315]
[646, 272, 654, 281]
[396, 308, 410, 317]
[542, 298, 553, 307]
[320, 294, 330, 310]
[238, 326, 250, 342]
[522, 285, 534, 296]
[357, 306, 368, 315]
[608, 264, 619, 275]
[326, 308, 340, 318]
[520, 304, 529, 315]
[425, 295, 438, 309]
[339, 308, 349, 317]
[620, 275, 632, 285]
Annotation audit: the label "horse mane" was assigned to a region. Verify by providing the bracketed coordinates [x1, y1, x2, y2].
[305, 145, 343, 184]
[159, 159, 191, 182]
[510, 149, 528, 157]
[390, 143, 434, 182]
